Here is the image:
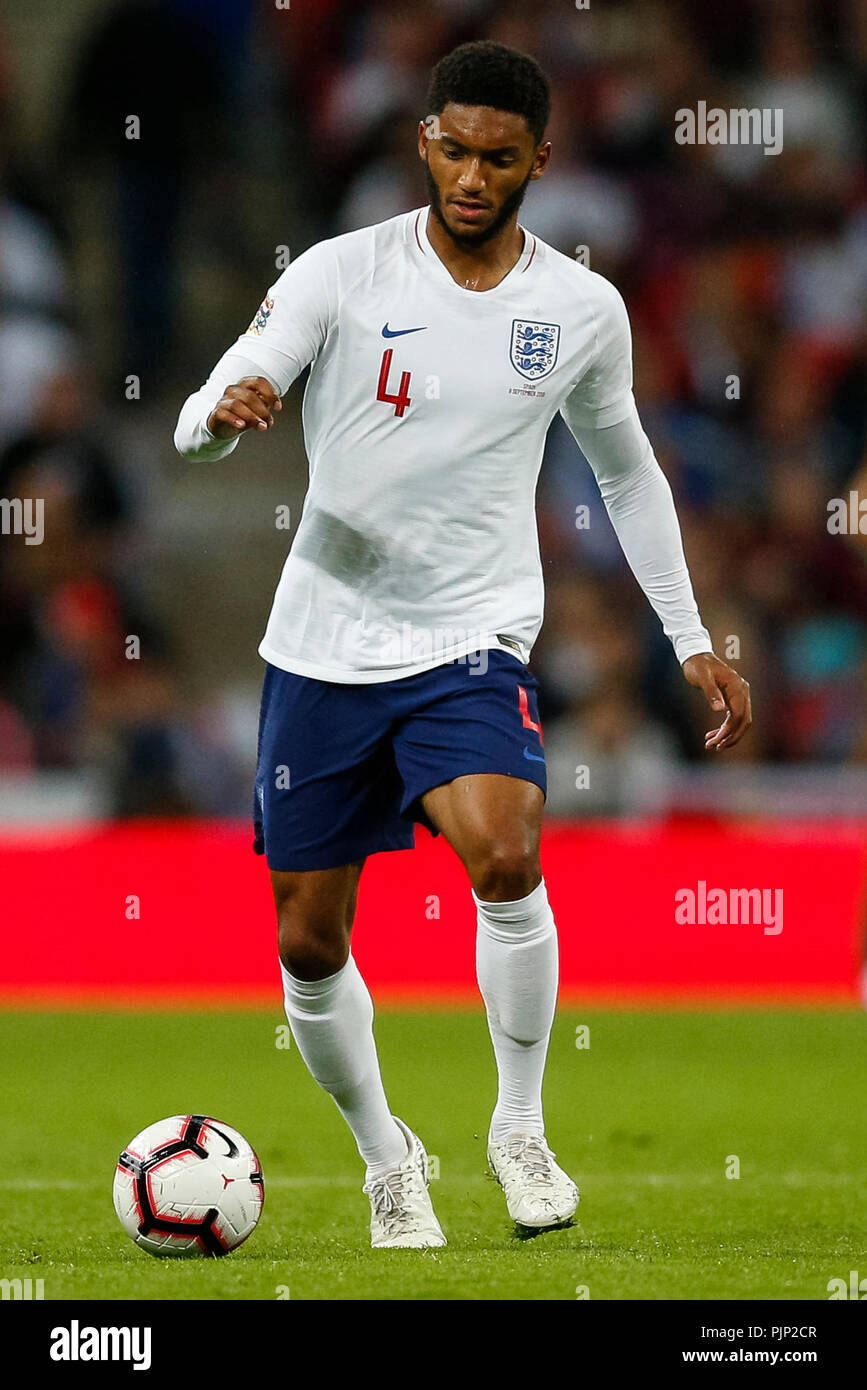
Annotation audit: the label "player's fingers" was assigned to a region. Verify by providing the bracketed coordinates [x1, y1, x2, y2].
[706, 702, 752, 751]
[718, 676, 752, 742]
[718, 707, 752, 748]
[704, 711, 732, 749]
[213, 399, 269, 432]
[237, 376, 282, 410]
[227, 385, 273, 415]
[224, 388, 275, 428]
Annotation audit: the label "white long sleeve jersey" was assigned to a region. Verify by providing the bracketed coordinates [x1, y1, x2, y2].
[175, 205, 713, 682]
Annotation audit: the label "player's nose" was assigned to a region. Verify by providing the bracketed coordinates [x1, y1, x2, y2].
[458, 158, 484, 188]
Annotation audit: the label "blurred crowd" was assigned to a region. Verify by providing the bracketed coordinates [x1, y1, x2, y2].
[1, 0, 866, 819]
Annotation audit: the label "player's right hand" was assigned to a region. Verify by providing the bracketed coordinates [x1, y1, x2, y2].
[207, 377, 282, 439]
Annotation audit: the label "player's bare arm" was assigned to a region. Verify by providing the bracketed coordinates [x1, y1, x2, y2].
[207, 376, 282, 439]
[682, 651, 752, 752]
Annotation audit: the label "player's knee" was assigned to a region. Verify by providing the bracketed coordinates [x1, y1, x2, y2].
[471, 843, 541, 903]
[278, 933, 349, 980]
[276, 907, 349, 979]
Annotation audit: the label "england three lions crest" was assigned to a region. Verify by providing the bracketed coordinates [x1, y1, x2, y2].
[510, 319, 561, 382]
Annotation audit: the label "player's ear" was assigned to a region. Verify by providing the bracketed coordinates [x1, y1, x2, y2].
[531, 141, 552, 179]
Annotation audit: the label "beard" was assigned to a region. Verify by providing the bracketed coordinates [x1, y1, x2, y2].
[424, 160, 534, 250]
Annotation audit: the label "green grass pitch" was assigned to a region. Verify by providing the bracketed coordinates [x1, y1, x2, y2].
[2, 1007, 865, 1300]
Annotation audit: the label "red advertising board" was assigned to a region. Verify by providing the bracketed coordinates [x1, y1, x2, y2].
[1, 819, 864, 1006]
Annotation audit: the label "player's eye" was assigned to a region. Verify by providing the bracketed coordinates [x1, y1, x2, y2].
[443, 149, 462, 160]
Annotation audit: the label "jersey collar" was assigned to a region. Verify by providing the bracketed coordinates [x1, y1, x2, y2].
[409, 206, 537, 295]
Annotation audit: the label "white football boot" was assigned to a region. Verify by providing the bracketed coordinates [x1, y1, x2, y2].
[488, 1132, 579, 1228]
[362, 1116, 447, 1249]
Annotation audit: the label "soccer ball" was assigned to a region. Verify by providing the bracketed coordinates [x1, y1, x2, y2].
[113, 1114, 264, 1257]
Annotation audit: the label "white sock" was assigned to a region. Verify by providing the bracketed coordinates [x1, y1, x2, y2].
[280, 953, 408, 1175]
[474, 877, 559, 1144]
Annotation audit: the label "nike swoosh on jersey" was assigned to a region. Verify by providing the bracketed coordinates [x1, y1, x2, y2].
[522, 746, 546, 763]
[382, 323, 428, 337]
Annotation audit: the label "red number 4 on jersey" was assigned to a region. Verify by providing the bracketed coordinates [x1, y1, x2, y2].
[376, 349, 412, 418]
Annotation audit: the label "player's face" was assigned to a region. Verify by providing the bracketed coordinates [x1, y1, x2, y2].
[419, 103, 550, 249]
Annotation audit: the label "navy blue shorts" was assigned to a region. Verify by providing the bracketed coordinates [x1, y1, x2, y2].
[252, 649, 546, 872]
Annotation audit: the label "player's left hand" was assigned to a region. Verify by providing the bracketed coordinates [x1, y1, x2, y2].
[682, 652, 752, 752]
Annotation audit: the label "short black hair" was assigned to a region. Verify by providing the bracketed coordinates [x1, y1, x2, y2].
[426, 40, 550, 146]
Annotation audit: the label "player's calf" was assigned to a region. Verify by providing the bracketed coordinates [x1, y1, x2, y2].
[271, 863, 361, 979]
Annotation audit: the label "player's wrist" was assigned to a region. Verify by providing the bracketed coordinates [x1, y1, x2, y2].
[675, 633, 715, 667]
